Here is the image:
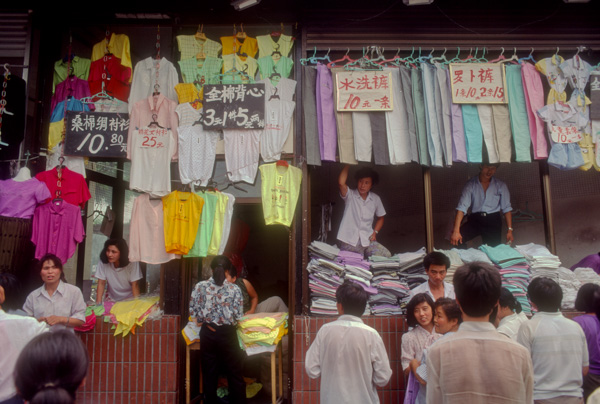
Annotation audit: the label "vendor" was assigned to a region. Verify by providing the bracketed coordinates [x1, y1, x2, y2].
[189, 255, 246, 404]
[337, 164, 391, 258]
[23, 254, 86, 332]
[450, 163, 514, 247]
[95, 238, 142, 303]
[224, 266, 288, 315]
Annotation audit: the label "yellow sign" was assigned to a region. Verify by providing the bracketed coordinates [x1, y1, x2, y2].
[449, 63, 508, 104]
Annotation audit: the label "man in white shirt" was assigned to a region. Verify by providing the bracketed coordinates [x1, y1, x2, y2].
[426, 262, 534, 404]
[518, 277, 588, 404]
[305, 281, 392, 404]
[0, 273, 49, 403]
[410, 252, 455, 301]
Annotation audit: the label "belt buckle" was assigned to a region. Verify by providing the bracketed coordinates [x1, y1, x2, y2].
[481, 212, 487, 217]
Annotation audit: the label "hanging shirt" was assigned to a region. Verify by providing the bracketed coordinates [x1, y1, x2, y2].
[174, 84, 203, 108]
[129, 193, 179, 264]
[207, 192, 231, 256]
[178, 57, 223, 88]
[185, 191, 218, 258]
[31, 200, 85, 263]
[177, 124, 219, 185]
[50, 98, 90, 123]
[176, 35, 222, 60]
[385, 68, 412, 164]
[88, 54, 132, 103]
[0, 178, 51, 219]
[258, 78, 297, 162]
[129, 57, 179, 113]
[94, 261, 143, 301]
[259, 163, 302, 226]
[35, 167, 91, 208]
[256, 34, 294, 58]
[220, 35, 258, 58]
[93, 99, 128, 113]
[218, 192, 236, 254]
[52, 56, 90, 93]
[51, 76, 93, 113]
[221, 54, 258, 83]
[257, 56, 294, 81]
[223, 129, 261, 183]
[535, 55, 568, 104]
[91, 33, 132, 72]
[128, 94, 178, 196]
[162, 191, 204, 255]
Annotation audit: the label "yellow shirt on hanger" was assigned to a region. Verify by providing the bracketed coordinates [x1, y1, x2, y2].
[162, 191, 204, 255]
[207, 191, 229, 256]
[220, 35, 258, 58]
[259, 163, 302, 227]
[91, 33, 132, 77]
[175, 83, 203, 108]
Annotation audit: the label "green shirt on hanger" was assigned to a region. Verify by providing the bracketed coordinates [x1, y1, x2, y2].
[178, 57, 223, 89]
[257, 55, 294, 84]
[184, 191, 218, 258]
[52, 56, 91, 93]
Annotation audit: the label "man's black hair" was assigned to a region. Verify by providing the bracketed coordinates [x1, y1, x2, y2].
[354, 167, 379, 186]
[423, 252, 450, 271]
[574, 283, 600, 313]
[453, 262, 501, 317]
[528, 277, 562, 312]
[336, 281, 367, 317]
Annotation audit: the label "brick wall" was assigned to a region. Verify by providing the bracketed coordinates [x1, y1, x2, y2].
[292, 316, 407, 404]
[77, 315, 180, 404]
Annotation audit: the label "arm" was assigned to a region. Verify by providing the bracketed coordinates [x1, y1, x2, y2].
[96, 279, 107, 303]
[426, 350, 442, 404]
[584, 366, 590, 377]
[338, 164, 350, 198]
[243, 279, 258, 315]
[450, 210, 465, 246]
[372, 336, 392, 387]
[504, 211, 514, 244]
[371, 216, 384, 241]
[305, 334, 322, 379]
[131, 280, 140, 298]
[44, 315, 84, 328]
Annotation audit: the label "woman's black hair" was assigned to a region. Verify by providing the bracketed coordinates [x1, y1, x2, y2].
[354, 167, 379, 186]
[0, 272, 22, 311]
[575, 283, 600, 313]
[434, 297, 463, 325]
[499, 287, 523, 314]
[15, 330, 89, 404]
[38, 254, 67, 283]
[99, 238, 130, 268]
[210, 255, 233, 287]
[406, 293, 435, 328]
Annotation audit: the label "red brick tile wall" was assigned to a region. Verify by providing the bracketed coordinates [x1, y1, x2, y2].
[77, 315, 180, 404]
[292, 316, 407, 404]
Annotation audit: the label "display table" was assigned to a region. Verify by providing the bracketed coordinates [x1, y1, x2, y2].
[185, 339, 283, 404]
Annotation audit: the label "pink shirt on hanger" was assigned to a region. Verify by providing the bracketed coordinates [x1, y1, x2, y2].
[0, 178, 51, 219]
[36, 167, 91, 208]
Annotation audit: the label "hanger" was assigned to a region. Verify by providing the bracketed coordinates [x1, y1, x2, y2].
[430, 48, 448, 64]
[377, 47, 401, 66]
[449, 47, 462, 63]
[344, 48, 383, 71]
[477, 47, 488, 63]
[327, 48, 356, 68]
[276, 160, 289, 167]
[269, 71, 282, 82]
[192, 111, 204, 126]
[490, 47, 506, 63]
[222, 179, 248, 193]
[268, 86, 280, 101]
[417, 47, 435, 63]
[236, 23, 247, 39]
[152, 83, 161, 96]
[309, 48, 331, 65]
[148, 113, 164, 128]
[368, 46, 386, 64]
[299, 47, 316, 65]
[499, 47, 519, 64]
[271, 23, 284, 37]
[271, 43, 282, 59]
[518, 48, 536, 64]
[460, 48, 475, 63]
[195, 24, 206, 40]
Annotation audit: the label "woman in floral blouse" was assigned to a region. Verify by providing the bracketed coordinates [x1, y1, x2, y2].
[189, 255, 246, 404]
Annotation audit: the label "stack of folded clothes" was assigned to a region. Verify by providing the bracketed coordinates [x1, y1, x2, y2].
[515, 243, 561, 282]
[236, 312, 288, 355]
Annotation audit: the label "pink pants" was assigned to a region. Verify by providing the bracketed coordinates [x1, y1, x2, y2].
[521, 62, 548, 159]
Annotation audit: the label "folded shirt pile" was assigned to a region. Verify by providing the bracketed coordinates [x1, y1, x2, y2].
[236, 312, 288, 356]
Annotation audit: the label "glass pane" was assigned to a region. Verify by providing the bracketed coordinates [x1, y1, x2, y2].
[123, 161, 131, 182]
[85, 160, 118, 178]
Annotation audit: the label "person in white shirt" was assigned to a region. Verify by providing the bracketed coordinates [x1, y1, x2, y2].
[305, 281, 392, 404]
[496, 287, 528, 340]
[410, 252, 455, 301]
[95, 238, 143, 303]
[0, 273, 48, 404]
[518, 277, 588, 404]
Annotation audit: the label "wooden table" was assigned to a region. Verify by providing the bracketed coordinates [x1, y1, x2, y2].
[185, 340, 283, 404]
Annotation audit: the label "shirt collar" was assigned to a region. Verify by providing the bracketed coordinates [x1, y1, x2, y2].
[353, 190, 373, 202]
[458, 321, 497, 332]
[533, 311, 563, 318]
[148, 93, 166, 112]
[49, 201, 66, 215]
[40, 280, 66, 299]
[338, 314, 364, 324]
[144, 56, 164, 69]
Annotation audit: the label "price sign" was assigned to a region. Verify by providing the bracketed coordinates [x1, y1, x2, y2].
[449, 63, 507, 104]
[203, 84, 265, 130]
[550, 125, 583, 144]
[64, 111, 128, 158]
[336, 70, 393, 111]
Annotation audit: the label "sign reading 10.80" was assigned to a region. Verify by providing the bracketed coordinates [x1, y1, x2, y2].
[64, 111, 129, 158]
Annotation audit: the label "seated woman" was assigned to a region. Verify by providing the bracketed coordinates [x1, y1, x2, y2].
[224, 266, 288, 315]
[573, 283, 600, 401]
[337, 164, 391, 258]
[401, 293, 440, 378]
[496, 287, 528, 340]
[15, 330, 89, 404]
[189, 255, 246, 404]
[23, 254, 85, 332]
[95, 238, 143, 303]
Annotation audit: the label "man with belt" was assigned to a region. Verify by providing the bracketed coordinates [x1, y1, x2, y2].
[450, 164, 514, 247]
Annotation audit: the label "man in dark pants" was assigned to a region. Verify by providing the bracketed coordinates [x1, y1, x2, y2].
[450, 164, 514, 247]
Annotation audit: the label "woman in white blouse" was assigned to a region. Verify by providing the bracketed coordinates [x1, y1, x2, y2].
[95, 238, 142, 303]
[496, 287, 528, 340]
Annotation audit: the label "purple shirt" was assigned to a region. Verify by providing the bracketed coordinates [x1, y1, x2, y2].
[571, 253, 600, 274]
[0, 178, 51, 219]
[50, 76, 93, 113]
[573, 314, 600, 375]
[31, 200, 85, 263]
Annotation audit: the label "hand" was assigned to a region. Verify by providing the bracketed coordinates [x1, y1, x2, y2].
[415, 372, 427, 386]
[370, 231, 377, 242]
[450, 230, 462, 246]
[409, 359, 421, 374]
[44, 315, 66, 326]
[506, 230, 514, 244]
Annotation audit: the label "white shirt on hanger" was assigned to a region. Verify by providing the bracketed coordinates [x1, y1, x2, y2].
[129, 57, 178, 113]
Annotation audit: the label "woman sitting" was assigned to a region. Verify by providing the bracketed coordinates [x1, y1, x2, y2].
[23, 254, 85, 332]
[95, 238, 143, 303]
[189, 255, 246, 404]
[496, 287, 528, 340]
